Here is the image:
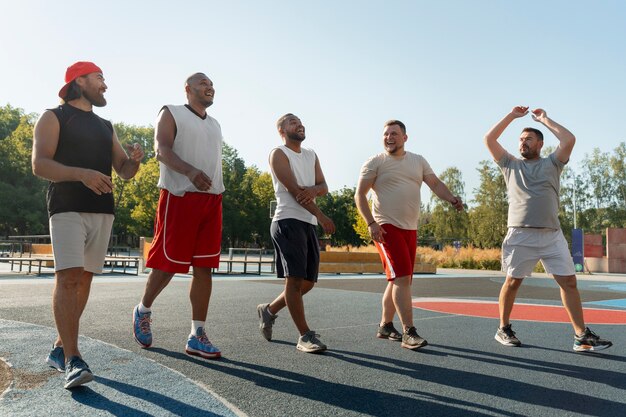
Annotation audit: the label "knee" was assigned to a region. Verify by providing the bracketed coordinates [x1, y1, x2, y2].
[301, 281, 315, 295]
[56, 268, 84, 288]
[558, 276, 578, 291]
[392, 276, 411, 288]
[504, 277, 523, 291]
[285, 277, 304, 292]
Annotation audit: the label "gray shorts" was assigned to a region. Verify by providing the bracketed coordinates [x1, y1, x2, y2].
[49, 212, 114, 273]
[501, 227, 576, 278]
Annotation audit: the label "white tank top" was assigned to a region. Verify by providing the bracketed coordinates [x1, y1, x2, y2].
[271, 145, 318, 225]
[157, 105, 225, 196]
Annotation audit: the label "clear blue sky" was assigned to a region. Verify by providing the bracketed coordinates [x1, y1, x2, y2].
[2, 0, 625, 202]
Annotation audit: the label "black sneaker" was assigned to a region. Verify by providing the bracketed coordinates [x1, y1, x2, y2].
[64, 356, 94, 389]
[377, 322, 402, 341]
[495, 324, 521, 346]
[401, 327, 428, 350]
[573, 327, 613, 352]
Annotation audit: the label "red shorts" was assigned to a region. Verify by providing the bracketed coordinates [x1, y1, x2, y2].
[146, 190, 222, 274]
[374, 224, 417, 281]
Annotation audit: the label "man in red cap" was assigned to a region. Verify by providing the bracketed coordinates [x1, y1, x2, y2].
[32, 61, 144, 389]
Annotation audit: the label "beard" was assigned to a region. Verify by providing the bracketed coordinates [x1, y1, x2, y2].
[198, 96, 213, 108]
[286, 131, 305, 142]
[520, 147, 538, 159]
[83, 89, 107, 107]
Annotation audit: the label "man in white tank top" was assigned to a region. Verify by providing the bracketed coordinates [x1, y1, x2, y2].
[486, 105, 612, 352]
[257, 113, 336, 353]
[132, 73, 226, 359]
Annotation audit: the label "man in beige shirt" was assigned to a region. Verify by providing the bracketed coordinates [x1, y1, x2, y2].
[355, 119, 463, 350]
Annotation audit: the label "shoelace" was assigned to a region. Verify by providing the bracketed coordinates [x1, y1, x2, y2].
[582, 328, 599, 341]
[139, 315, 152, 335]
[197, 331, 212, 345]
[405, 327, 419, 338]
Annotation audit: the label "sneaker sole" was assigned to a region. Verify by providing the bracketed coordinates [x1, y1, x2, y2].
[46, 357, 65, 373]
[257, 305, 272, 341]
[494, 334, 521, 347]
[296, 345, 327, 353]
[573, 343, 613, 352]
[401, 340, 428, 350]
[64, 370, 94, 389]
[132, 308, 152, 348]
[185, 347, 221, 359]
[377, 334, 402, 341]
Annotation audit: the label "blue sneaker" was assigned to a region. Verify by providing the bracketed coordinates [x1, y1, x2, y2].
[185, 327, 221, 359]
[64, 356, 93, 389]
[133, 305, 152, 348]
[46, 345, 65, 372]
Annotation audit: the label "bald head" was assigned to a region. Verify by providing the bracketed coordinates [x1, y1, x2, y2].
[185, 72, 209, 87]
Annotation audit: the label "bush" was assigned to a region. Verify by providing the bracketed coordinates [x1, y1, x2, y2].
[416, 245, 501, 271]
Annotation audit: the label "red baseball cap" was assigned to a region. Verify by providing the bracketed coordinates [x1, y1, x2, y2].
[58, 61, 103, 99]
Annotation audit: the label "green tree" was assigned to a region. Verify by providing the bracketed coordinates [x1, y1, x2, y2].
[580, 148, 614, 209]
[610, 142, 626, 209]
[221, 143, 253, 247]
[317, 187, 361, 247]
[241, 167, 274, 247]
[110, 123, 155, 243]
[428, 167, 469, 245]
[0, 105, 48, 236]
[468, 160, 508, 248]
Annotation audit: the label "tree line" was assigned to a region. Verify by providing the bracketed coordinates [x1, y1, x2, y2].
[1, 104, 625, 249]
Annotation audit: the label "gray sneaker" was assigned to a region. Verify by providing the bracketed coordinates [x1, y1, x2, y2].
[297, 331, 327, 353]
[257, 303, 277, 341]
[46, 345, 65, 372]
[64, 356, 94, 389]
[573, 327, 612, 352]
[495, 324, 521, 346]
[401, 327, 428, 350]
[377, 322, 402, 341]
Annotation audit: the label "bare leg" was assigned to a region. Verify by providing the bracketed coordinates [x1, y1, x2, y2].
[268, 279, 314, 315]
[554, 274, 586, 335]
[498, 276, 523, 328]
[54, 270, 93, 347]
[189, 267, 212, 321]
[381, 280, 396, 325]
[391, 276, 413, 330]
[141, 268, 175, 308]
[53, 267, 94, 360]
[284, 276, 311, 335]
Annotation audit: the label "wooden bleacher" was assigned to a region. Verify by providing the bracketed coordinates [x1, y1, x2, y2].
[319, 251, 436, 274]
[1, 243, 140, 276]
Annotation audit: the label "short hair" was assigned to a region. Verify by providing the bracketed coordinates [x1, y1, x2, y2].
[522, 127, 544, 141]
[276, 113, 296, 131]
[61, 80, 82, 103]
[384, 119, 406, 134]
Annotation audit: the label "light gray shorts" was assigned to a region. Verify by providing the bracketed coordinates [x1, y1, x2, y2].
[501, 227, 575, 278]
[49, 212, 114, 274]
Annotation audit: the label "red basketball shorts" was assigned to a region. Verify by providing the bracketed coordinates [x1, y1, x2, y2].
[374, 223, 417, 281]
[146, 190, 222, 274]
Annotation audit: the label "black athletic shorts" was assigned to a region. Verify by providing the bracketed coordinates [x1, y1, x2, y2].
[270, 218, 320, 282]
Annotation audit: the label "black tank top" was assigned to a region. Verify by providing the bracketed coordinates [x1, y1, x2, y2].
[47, 104, 115, 216]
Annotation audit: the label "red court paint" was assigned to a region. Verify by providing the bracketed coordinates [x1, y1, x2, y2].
[413, 299, 626, 325]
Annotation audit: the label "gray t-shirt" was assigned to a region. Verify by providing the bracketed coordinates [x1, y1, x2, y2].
[497, 152, 565, 230]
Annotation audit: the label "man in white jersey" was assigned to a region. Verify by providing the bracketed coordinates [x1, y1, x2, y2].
[257, 113, 335, 353]
[132, 73, 225, 359]
[485, 105, 612, 352]
[355, 120, 464, 350]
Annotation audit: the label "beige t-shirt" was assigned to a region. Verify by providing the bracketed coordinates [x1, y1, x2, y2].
[359, 151, 434, 230]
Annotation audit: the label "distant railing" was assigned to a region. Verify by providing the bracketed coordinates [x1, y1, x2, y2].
[222, 248, 276, 274]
